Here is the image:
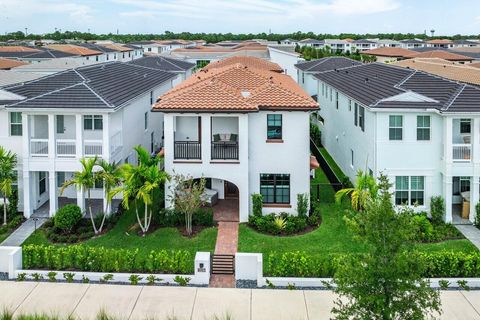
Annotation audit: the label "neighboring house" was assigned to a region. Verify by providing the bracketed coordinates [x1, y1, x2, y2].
[393, 58, 480, 87]
[0, 70, 43, 87]
[0, 62, 178, 218]
[426, 39, 454, 48]
[298, 39, 324, 48]
[0, 46, 79, 63]
[280, 39, 298, 46]
[77, 43, 125, 62]
[351, 39, 377, 51]
[152, 56, 318, 222]
[375, 39, 402, 48]
[128, 41, 165, 54]
[267, 46, 303, 81]
[361, 47, 417, 63]
[400, 39, 426, 49]
[128, 56, 195, 86]
[97, 43, 142, 62]
[295, 57, 362, 97]
[45, 44, 104, 62]
[314, 62, 480, 224]
[322, 39, 352, 53]
[0, 58, 28, 70]
[453, 40, 480, 48]
[11, 57, 99, 75]
[405, 50, 474, 64]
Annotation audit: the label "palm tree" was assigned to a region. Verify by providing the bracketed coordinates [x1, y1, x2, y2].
[335, 170, 378, 212]
[113, 146, 167, 235]
[0, 147, 17, 225]
[60, 156, 100, 234]
[95, 159, 121, 233]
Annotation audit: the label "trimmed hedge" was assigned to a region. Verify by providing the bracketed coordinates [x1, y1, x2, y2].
[266, 250, 480, 278]
[22, 245, 192, 274]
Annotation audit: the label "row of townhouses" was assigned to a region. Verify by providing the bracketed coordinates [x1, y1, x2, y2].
[281, 38, 480, 53]
[297, 57, 480, 224]
[0, 57, 195, 218]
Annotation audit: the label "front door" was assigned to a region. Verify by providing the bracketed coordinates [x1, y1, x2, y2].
[224, 181, 238, 199]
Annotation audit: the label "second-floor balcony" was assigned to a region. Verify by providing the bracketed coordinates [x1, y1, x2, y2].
[174, 141, 201, 160]
[452, 119, 472, 162]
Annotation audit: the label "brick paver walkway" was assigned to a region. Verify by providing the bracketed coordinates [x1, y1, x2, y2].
[209, 199, 239, 288]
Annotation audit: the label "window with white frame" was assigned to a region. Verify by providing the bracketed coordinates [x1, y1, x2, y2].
[150, 91, 154, 105]
[84, 115, 103, 130]
[358, 106, 365, 132]
[335, 91, 339, 109]
[417, 115, 430, 140]
[389, 115, 403, 140]
[144, 112, 148, 130]
[9, 112, 22, 136]
[354, 103, 358, 126]
[348, 99, 352, 111]
[350, 149, 354, 167]
[460, 119, 471, 134]
[395, 176, 425, 206]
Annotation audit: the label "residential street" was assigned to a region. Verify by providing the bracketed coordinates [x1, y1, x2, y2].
[1, 281, 479, 320]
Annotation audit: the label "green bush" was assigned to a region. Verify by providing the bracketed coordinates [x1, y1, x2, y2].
[296, 193, 308, 217]
[475, 203, 480, 229]
[252, 193, 263, 217]
[22, 244, 192, 274]
[264, 251, 480, 278]
[310, 121, 321, 147]
[248, 211, 320, 236]
[154, 207, 213, 227]
[54, 204, 82, 234]
[430, 196, 445, 224]
[411, 214, 435, 242]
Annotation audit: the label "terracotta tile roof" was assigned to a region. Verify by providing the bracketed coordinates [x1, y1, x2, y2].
[404, 50, 473, 61]
[427, 39, 453, 44]
[471, 62, 480, 69]
[45, 44, 101, 56]
[203, 56, 283, 72]
[393, 58, 480, 86]
[0, 58, 29, 69]
[361, 47, 416, 57]
[97, 43, 133, 52]
[0, 46, 40, 52]
[153, 58, 318, 112]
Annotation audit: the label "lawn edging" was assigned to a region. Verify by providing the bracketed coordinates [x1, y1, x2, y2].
[0, 246, 211, 286]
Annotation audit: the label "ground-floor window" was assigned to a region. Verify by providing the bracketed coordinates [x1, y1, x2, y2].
[260, 174, 290, 204]
[395, 176, 424, 206]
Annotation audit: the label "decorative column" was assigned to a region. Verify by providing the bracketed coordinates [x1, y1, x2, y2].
[22, 171, 31, 218]
[473, 118, 480, 163]
[163, 114, 175, 209]
[75, 114, 83, 158]
[47, 114, 55, 159]
[201, 115, 211, 162]
[102, 114, 110, 161]
[444, 175, 453, 223]
[471, 176, 479, 223]
[22, 114, 30, 158]
[48, 171, 57, 217]
[444, 117, 453, 163]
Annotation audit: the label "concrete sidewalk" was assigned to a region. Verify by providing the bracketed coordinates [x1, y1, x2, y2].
[0, 218, 47, 247]
[456, 224, 480, 250]
[1, 281, 480, 320]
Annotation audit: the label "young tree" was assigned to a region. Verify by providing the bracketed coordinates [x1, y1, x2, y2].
[60, 157, 100, 234]
[95, 159, 121, 232]
[335, 170, 377, 211]
[115, 146, 167, 235]
[331, 174, 441, 319]
[170, 175, 206, 236]
[0, 147, 17, 225]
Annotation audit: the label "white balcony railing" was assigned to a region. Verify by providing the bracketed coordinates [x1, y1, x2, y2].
[56, 139, 76, 157]
[84, 140, 103, 157]
[453, 144, 471, 162]
[30, 139, 48, 157]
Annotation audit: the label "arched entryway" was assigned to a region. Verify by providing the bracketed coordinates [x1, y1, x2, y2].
[197, 178, 239, 222]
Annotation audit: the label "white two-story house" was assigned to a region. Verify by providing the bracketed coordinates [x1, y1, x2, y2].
[0, 62, 177, 218]
[314, 62, 480, 224]
[295, 57, 362, 97]
[152, 57, 318, 222]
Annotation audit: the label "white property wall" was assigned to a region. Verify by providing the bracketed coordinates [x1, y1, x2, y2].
[297, 71, 319, 97]
[267, 47, 302, 82]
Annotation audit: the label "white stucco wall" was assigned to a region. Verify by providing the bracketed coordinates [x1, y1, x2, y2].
[268, 47, 302, 82]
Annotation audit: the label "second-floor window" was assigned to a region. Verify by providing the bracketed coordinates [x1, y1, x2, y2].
[150, 91, 154, 105]
[56, 115, 65, 134]
[460, 119, 471, 134]
[260, 173, 290, 204]
[358, 106, 365, 132]
[267, 114, 282, 140]
[335, 91, 339, 109]
[417, 115, 430, 140]
[389, 115, 403, 140]
[84, 115, 103, 130]
[144, 112, 148, 130]
[9, 112, 22, 136]
[354, 103, 358, 126]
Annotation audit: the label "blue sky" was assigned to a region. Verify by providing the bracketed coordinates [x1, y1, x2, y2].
[0, 0, 479, 36]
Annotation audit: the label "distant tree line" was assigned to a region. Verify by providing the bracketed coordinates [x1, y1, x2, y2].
[296, 45, 377, 62]
[1, 30, 479, 44]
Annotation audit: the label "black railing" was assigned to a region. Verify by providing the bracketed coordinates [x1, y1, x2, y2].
[211, 141, 239, 160]
[174, 141, 201, 160]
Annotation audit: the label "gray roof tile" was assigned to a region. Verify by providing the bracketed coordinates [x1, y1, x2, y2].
[128, 56, 195, 72]
[295, 57, 362, 72]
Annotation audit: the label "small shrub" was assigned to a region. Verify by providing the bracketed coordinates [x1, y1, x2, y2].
[252, 193, 263, 217]
[296, 193, 308, 217]
[173, 275, 191, 286]
[273, 216, 286, 233]
[438, 280, 450, 290]
[475, 203, 480, 229]
[54, 204, 82, 234]
[100, 274, 114, 283]
[31, 273, 43, 281]
[63, 272, 75, 283]
[457, 280, 470, 291]
[248, 212, 312, 235]
[47, 271, 57, 282]
[16, 273, 27, 281]
[129, 274, 142, 285]
[286, 283, 296, 290]
[411, 214, 434, 242]
[82, 275, 90, 283]
[146, 275, 162, 285]
[265, 279, 276, 289]
[430, 196, 445, 224]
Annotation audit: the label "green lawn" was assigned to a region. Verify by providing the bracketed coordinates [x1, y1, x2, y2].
[239, 182, 479, 272]
[24, 211, 218, 259]
[319, 147, 349, 183]
[310, 167, 336, 203]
